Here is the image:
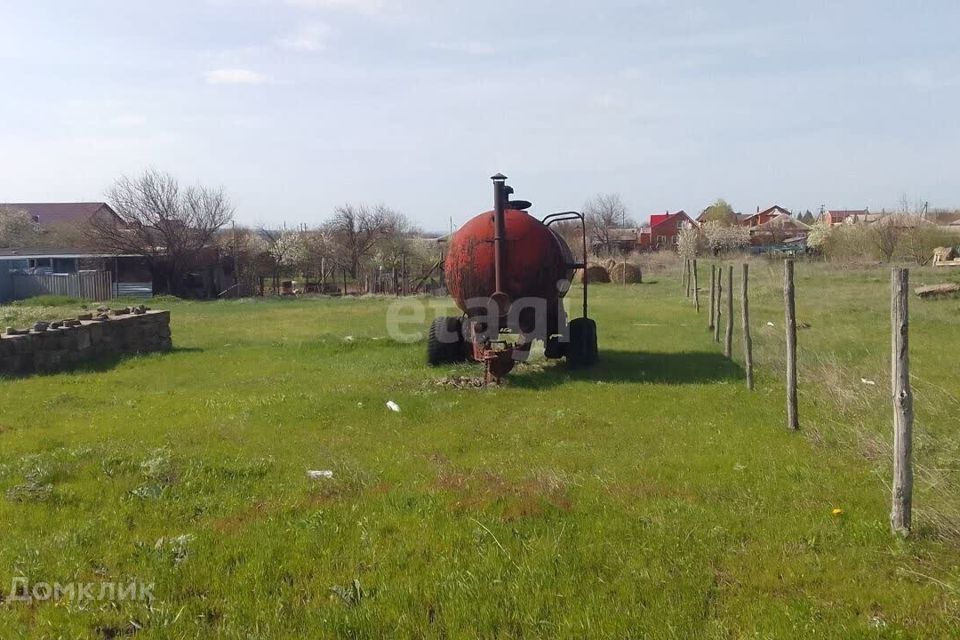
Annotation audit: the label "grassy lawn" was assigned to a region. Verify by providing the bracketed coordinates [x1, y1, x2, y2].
[1, 261, 959, 638]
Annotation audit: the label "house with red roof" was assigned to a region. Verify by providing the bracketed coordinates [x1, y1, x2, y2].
[638, 211, 696, 250]
[738, 205, 792, 229]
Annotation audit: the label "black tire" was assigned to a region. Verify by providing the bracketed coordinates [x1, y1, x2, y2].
[566, 318, 598, 368]
[427, 316, 467, 366]
[544, 335, 566, 359]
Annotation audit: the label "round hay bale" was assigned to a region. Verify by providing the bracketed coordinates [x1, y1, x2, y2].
[609, 262, 642, 284]
[577, 264, 610, 284]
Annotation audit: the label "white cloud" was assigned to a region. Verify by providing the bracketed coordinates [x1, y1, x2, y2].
[278, 22, 332, 52]
[427, 41, 497, 56]
[204, 68, 267, 85]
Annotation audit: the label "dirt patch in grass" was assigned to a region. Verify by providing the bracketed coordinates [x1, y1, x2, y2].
[433, 464, 573, 521]
[94, 622, 141, 639]
[212, 501, 270, 535]
[433, 375, 490, 390]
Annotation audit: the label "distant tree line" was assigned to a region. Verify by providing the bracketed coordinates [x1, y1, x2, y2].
[5, 172, 959, 295]
[0, 169, 441, 297]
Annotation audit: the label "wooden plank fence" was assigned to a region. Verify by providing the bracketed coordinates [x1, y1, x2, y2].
[12, 271, 114, 302]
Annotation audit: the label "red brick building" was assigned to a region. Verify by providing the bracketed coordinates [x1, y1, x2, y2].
[638, 211, 696, 250]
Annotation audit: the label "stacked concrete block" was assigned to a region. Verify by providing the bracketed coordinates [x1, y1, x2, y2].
[0, 310, 172, 376]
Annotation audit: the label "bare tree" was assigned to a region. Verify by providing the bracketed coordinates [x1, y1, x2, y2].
[90, 169, 234, 295]
[870, 217, 904, 262]
[216, 225, 271, 296]
[584, 193, 633, 255]
[550, 220, 586, 254]
[324, 204, 400, 277]
[373, 213, 428, 293]
[299, 230, 337, 286]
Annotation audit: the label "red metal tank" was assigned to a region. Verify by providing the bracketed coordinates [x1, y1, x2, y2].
[444, 208, 574, 324]
[428, 174, 596, 383]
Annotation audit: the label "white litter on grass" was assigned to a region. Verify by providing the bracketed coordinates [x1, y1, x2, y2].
[307, 470, 334, 479]
[861, 378, 877, 386]
[344, 336, 354, 342]
[386, 400, 401, 413]
[766, 322, 775, 327]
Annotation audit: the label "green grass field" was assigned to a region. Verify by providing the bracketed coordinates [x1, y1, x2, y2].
[1, 261, 959, 638]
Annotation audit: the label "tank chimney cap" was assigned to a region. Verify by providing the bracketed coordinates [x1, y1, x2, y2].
[491, 173, 508, 181]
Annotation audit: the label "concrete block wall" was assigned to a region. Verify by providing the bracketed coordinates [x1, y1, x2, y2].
[0, 310, 171, 376]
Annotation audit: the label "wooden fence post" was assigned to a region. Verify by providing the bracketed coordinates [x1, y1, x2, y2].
[784, 259, 799, 430]
[890, 267, 913, 536]
[724, 265, 733, 357]
[713, 267, 723, 343]
[692, 259, 700, 312]
[741, 263, 754, 390]
[709, 265, 716, 331]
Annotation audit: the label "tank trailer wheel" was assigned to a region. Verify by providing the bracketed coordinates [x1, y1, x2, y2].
[566, 317, 598, 368]
[544, 335, 566, 359]
[427, 316, 468, 366]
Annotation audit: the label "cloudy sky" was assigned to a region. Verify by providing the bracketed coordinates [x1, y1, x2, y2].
[1, 1, 957, 229]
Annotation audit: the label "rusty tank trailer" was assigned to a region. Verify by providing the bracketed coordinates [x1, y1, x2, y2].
[428, 174, 598, 382]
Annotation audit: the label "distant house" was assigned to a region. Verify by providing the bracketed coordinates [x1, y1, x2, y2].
[824, 209, 869, 225]
[738, 205, 792, 229]
[748, 213, 812, 247]
[696, 205, 792, 229]
[0, 202, 154, 302]
[638, 211, 696, 250]
[0, 248, 152, 302]
[589, 228, 640, 255]
[870, 214, 936, 229]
